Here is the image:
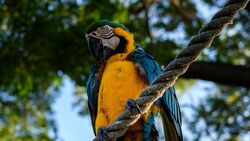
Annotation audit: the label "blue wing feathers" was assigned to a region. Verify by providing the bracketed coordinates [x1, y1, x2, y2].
[130, 48, 162, 84]
[86, 64, 100, 134]
[143, 113, 158, 141]
[131, 47, 183, 140]
[87, 64, 99, 112]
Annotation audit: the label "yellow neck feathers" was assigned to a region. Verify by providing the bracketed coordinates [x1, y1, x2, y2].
[114, 27, 135, 53]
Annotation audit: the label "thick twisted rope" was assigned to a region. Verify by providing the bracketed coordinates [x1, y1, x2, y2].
[93, 0, 250, 140]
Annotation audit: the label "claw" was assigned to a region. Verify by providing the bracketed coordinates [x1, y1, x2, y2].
[97, 126, 110, 141]
[126, 99, 142, 114]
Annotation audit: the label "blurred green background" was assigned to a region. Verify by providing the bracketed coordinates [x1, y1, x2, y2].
[0, 0, 250, 140]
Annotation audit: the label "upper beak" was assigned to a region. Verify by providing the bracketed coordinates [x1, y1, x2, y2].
[86, 36, 103, 59]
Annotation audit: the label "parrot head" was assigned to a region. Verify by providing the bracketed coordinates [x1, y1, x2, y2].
[86, 19, 135, 62]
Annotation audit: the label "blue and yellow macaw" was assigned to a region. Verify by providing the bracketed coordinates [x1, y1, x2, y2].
[86, 20, 183, 141]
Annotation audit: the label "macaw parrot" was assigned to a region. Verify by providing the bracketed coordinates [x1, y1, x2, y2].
[86, 19, 183, 141]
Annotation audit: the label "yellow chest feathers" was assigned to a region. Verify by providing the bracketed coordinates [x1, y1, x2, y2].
[95, 53, 148, 133]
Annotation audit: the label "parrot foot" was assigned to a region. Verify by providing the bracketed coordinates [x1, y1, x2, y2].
[126, 99, 142, 114]
[97, 126, 110, 141]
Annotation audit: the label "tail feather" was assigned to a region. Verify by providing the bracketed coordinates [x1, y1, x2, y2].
[160, 107, 182, 141]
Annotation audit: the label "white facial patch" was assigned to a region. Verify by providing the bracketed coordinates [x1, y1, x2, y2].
[102, 35, 120, 50]
[86, 25, 120, 50]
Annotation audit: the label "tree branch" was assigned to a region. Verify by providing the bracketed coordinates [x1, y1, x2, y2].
[165, 59, 250, 88]
[142, 0, 155, 45]
[169, 0, 197, 22]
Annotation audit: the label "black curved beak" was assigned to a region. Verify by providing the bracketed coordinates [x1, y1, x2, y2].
[86, 36, 115, 62]
[87, 36, 103, 59]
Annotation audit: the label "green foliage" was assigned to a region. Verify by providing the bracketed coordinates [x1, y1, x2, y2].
[186, 86, 250, 140]
[0, 0, 250, 140]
